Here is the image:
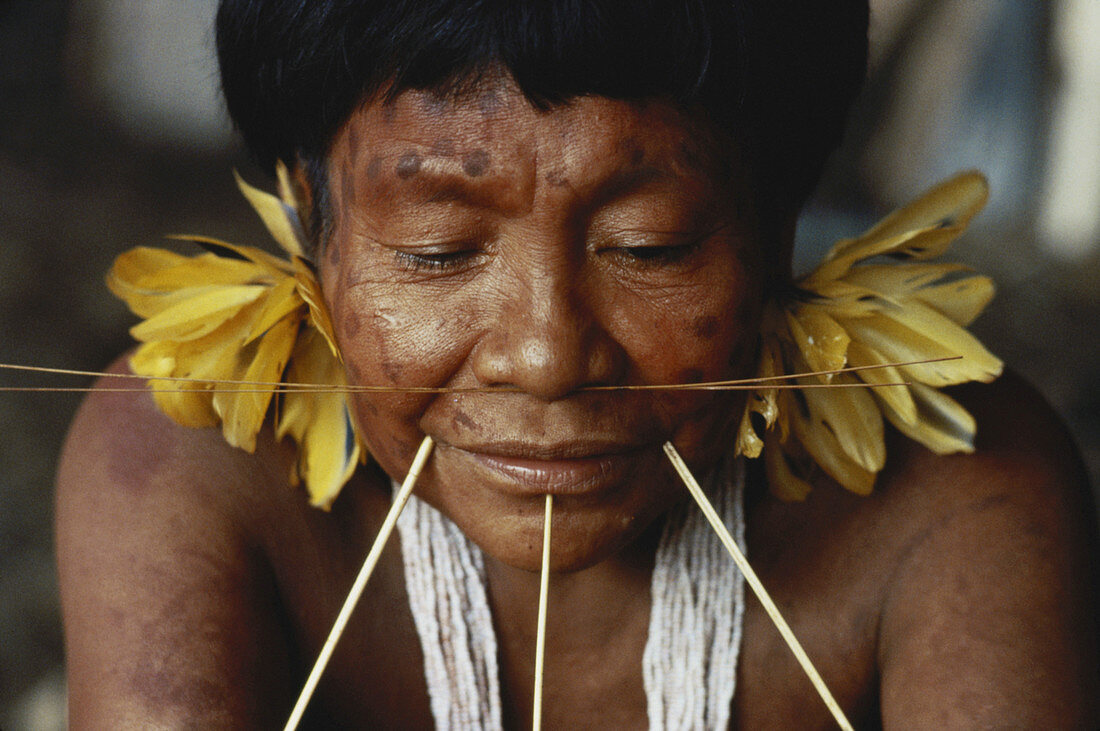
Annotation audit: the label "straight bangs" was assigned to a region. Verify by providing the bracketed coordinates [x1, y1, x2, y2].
[218, 0, 741, 171]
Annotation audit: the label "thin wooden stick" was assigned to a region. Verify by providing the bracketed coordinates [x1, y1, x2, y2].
[662, 442, 855, 731]
[284, 435, 434, 731]
[532, 493, 553, 731]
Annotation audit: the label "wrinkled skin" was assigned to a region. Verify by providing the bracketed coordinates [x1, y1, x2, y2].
[320, 79, 765, 573]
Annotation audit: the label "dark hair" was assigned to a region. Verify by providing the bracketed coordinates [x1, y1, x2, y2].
[217, 0, 868, 241]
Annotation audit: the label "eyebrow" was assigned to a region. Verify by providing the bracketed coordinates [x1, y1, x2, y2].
[411, 161, 677, 214]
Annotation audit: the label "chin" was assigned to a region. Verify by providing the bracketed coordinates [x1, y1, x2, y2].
[415, 461, 684, 574]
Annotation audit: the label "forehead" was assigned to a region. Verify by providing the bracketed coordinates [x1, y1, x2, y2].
[326, 81, 735, 215]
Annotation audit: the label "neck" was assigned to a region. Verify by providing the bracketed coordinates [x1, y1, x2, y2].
[483, 519, 662, 727]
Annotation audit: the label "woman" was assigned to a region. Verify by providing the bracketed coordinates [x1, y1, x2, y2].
[57, 1, 1097, 727]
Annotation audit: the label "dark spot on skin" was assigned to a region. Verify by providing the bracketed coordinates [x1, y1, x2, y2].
[477, 90, 502, 115]
[691, 315, 720, 340]
[381, 102, 397, 123]
[396, 151, 422, 179]
[366, 155, 383, 180]
[452, 409, 482, 434]
[544, 169, 569, 187]
[380, 357, 403, 383]
[431, 138, 456, 157]
[327, 240, 341, 267]
[462, 149, 490, 177]
[344, 311, 362, 338]
[346, 358, 370, 387]
[419, 93, 452, 117]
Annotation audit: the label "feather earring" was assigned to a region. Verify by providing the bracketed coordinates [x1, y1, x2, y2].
[107, 163, 364, 508]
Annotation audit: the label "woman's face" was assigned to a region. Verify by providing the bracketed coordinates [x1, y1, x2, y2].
[320, 80, 766, 572]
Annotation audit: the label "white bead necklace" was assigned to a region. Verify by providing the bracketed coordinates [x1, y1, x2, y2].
[396, 457, 746, 730]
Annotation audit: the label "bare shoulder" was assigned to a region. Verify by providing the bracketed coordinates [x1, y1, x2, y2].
[56, 355, 296, 727]
[875, 371, 1098, 727]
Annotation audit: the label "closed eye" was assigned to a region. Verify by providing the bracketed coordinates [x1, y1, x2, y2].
[616, 241, 701, 264]
[394, 248, 478, 272]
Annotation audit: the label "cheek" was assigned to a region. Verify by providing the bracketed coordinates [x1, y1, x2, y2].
[320, 252, 480, 471]
[606, 259, 763, 459]
[613, 264, 762, 385]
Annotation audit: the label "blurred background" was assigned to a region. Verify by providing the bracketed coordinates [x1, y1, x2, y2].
[1, 0, 1097, 726]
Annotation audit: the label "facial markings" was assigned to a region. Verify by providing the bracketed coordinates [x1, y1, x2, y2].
[544, 168, 569, 188]
[395, 151, 422, 179]
[451, 407, 484, 436]
[379, 356, 403, 383]
[477, 88, 503, 116]
[462, 149, 490, 177]
[343, 308, 363, 338]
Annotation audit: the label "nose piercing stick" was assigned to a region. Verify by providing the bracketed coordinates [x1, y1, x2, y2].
[532, 493, 553, 731]
[285, 436, 435, 731]
[662, 442, 854, 731]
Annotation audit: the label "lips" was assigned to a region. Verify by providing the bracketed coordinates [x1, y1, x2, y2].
[435, 439, 657, 496]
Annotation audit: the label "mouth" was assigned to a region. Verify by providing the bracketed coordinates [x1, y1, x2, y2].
[435, 439, 657, 496]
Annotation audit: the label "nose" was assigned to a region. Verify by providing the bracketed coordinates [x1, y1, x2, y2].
[469, 265, 626, 401]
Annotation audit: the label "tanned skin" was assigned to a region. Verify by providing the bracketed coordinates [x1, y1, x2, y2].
[57, 82, 1098, 728]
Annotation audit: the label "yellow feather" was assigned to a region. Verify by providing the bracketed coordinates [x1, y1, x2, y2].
[129, 285, 266, 342]
[215, 315, 299, 452]
[234, 171, 306, 258]
[828, 172, 988, 261]
[801, 377, 886, 473]
[791, 411, 876, 495]
[846, 340, 917, 424]
[843, 310, 1000, 387]
[763, 432, 813, 501]
[130, 341, 219, 427]
[244, 276, 304, 344]
[293, 257, 341, 359]
[166, 235, 296, 275]
[277, 331, 359, 508]
[784, 305, 850, 376]
[882, 383, 976, 454]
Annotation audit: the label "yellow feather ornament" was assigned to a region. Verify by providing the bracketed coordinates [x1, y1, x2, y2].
[736, 172, 1003, 499]
[107, 163, 360, 508]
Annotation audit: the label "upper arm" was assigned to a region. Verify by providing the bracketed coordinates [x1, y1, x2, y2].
[877, 373, 1098, 728]
[56, 360, 293, 727]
